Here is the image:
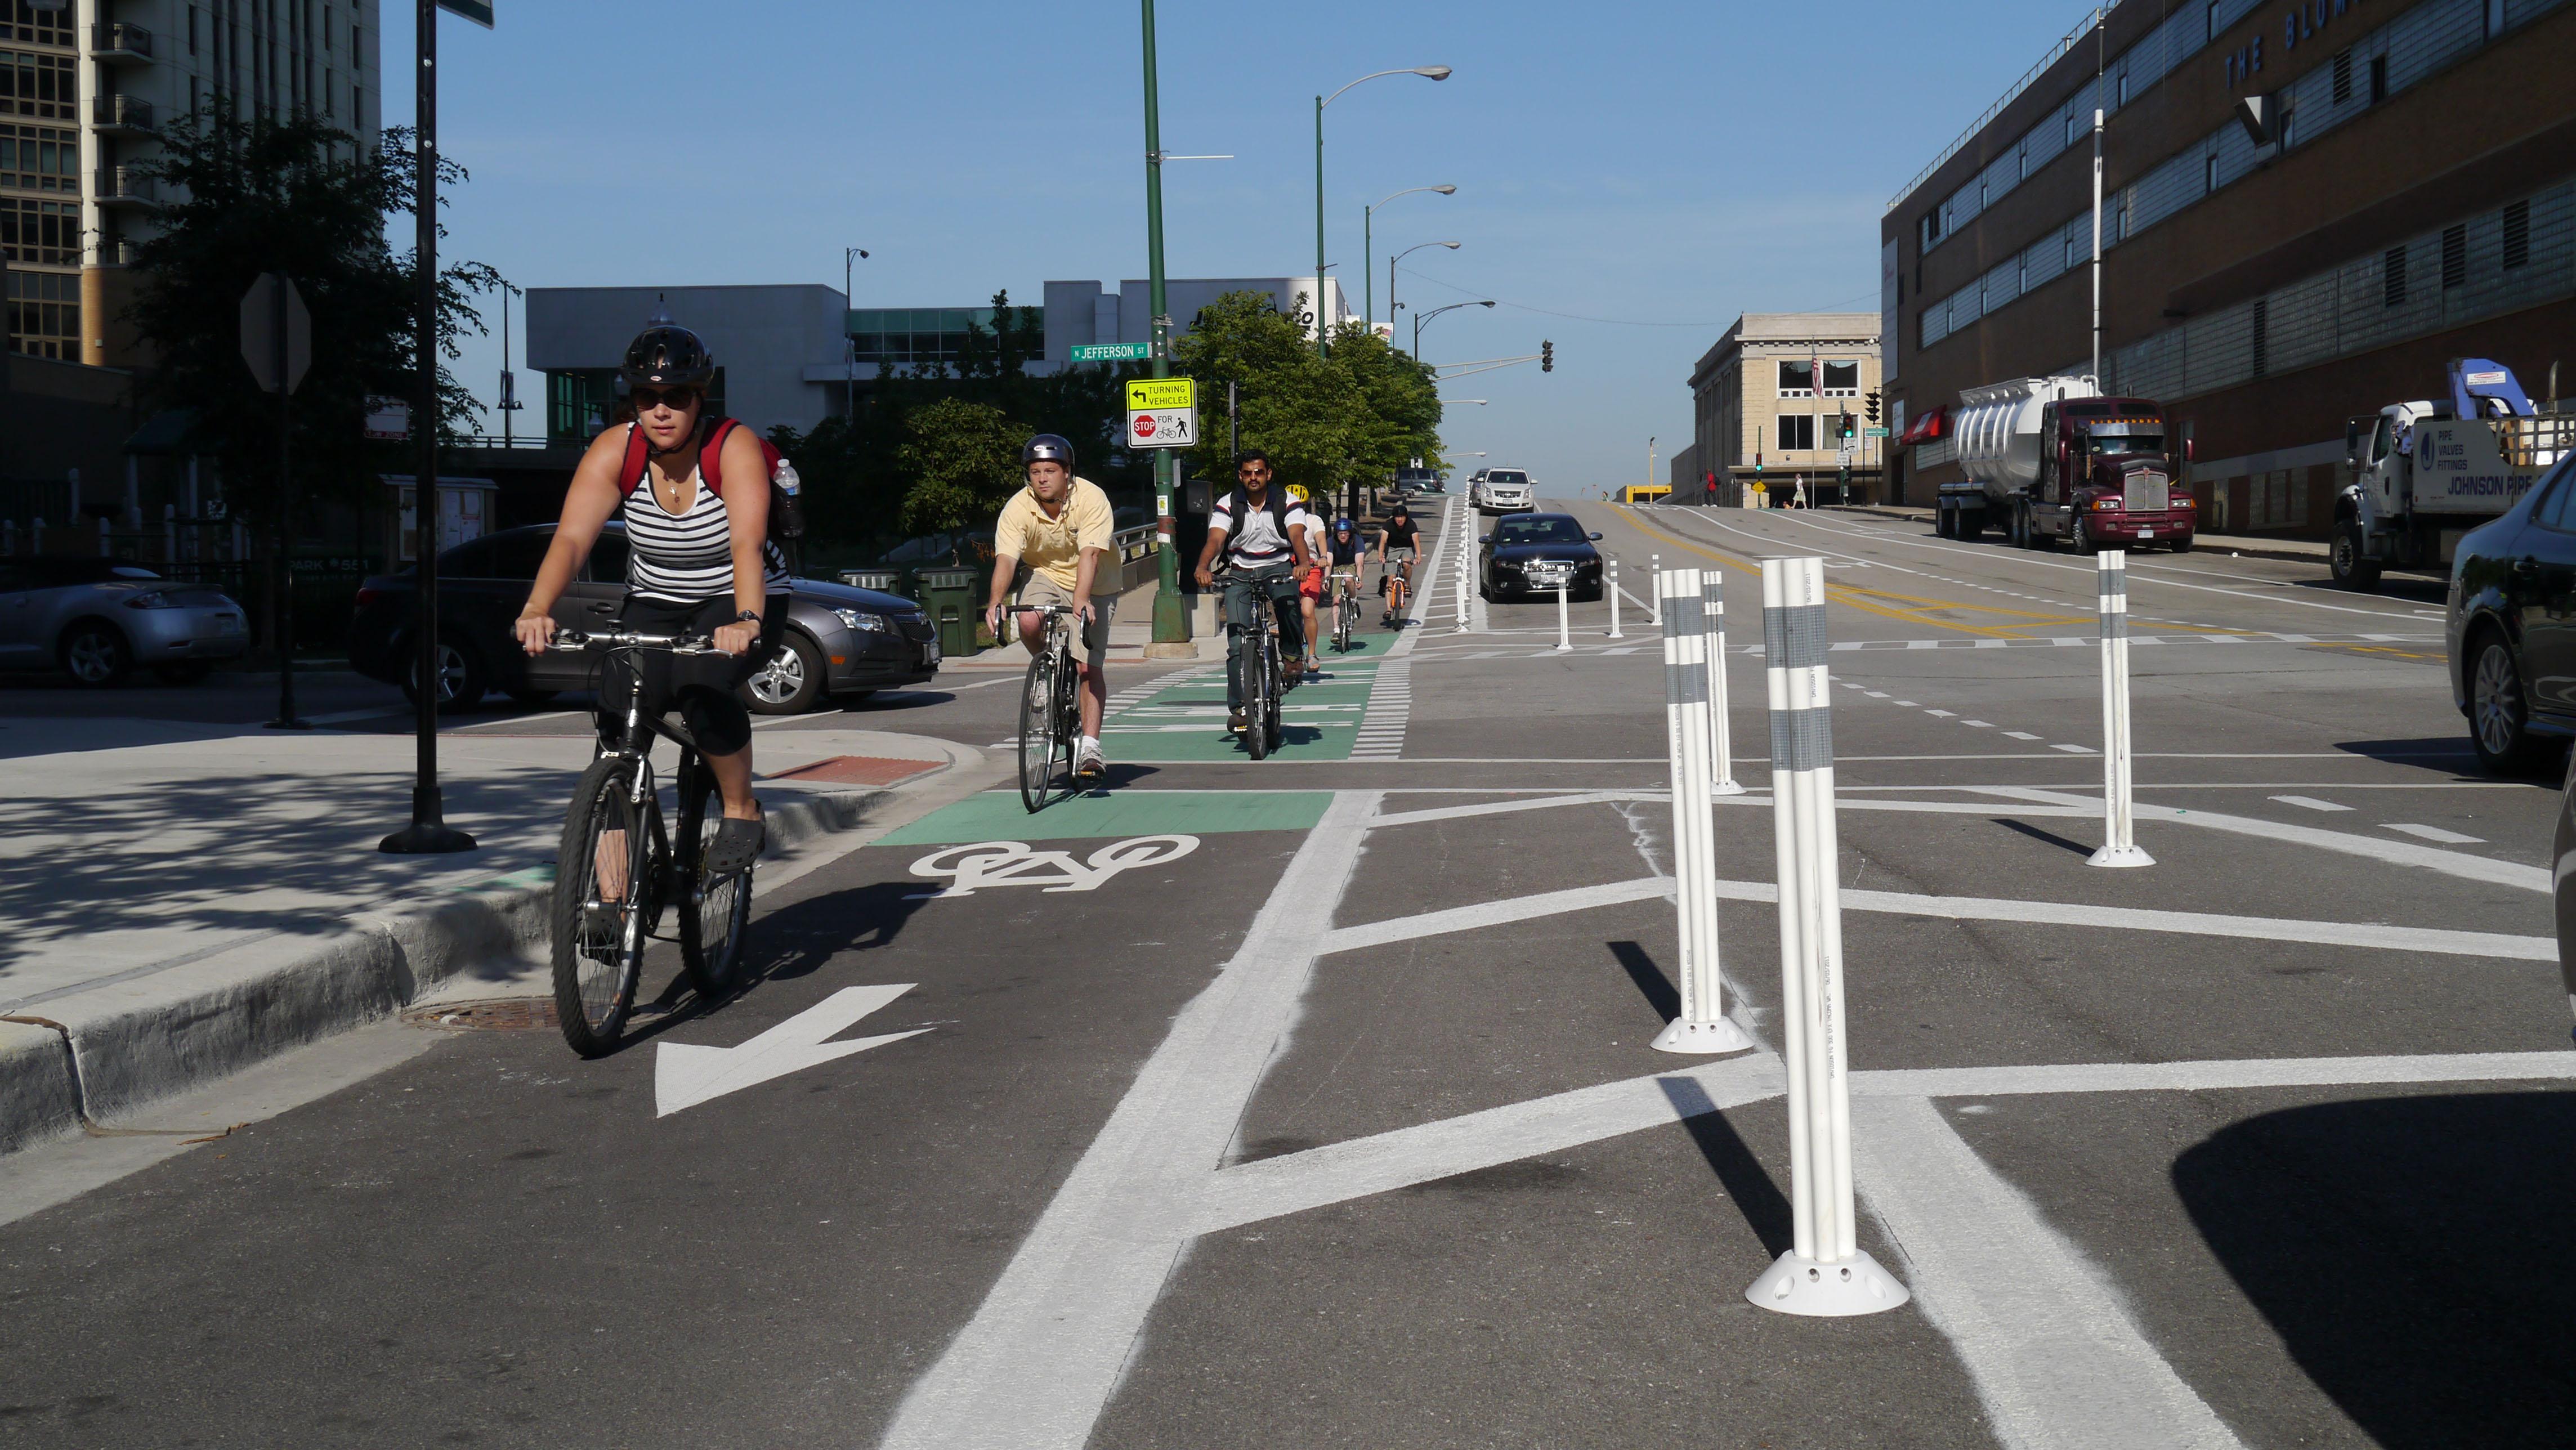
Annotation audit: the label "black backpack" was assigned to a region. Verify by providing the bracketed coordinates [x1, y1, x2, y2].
[1221, 487, 1296, 559]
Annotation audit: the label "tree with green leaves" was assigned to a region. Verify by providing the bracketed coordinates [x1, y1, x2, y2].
[123, 102, 500, 536]
[897, 397, 1026, 536]
[1169, 290, 1442, 505]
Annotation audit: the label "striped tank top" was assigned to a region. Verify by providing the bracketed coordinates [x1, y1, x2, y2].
[622, 460, 792, 604]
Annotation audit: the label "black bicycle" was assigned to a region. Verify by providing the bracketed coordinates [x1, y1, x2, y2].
[1216, 565, 1288, 759]
[1330, 567, 1358, 654]
[1012, 603, 1082, 812]
[545, 628, 754, 1058]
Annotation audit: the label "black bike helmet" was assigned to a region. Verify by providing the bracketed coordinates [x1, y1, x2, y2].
[620, 322, 715, 390]
[1022, 433, 1077, 471]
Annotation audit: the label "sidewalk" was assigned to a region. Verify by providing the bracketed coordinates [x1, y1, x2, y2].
[0, 714, 989, 1154]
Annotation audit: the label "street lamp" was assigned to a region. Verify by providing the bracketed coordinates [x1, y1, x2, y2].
[1316, 65, 1451, 359]
[1366, 185, 1454, 327]
[1441, 398, 1488, 406]
[1388, 240, 1460, 338]
[843, 246, 871, 420]
[1413, 298, 1493, 357]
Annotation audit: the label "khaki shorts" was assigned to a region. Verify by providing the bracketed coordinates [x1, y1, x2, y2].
[1017, 574, 1113, 669]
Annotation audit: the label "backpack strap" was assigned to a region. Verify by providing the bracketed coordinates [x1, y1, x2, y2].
[615, 423, 650, 496]
[700, 417, 739, 497]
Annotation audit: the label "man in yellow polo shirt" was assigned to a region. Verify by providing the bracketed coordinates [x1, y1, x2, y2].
[986, 433, 1117, 781]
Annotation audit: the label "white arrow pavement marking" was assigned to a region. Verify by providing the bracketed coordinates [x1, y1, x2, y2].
[654, 984, 931, 1118]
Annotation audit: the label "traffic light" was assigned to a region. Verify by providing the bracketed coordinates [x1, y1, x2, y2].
[1540, 340, 1553, 373]
[1839, 411, 1855, 440]
[1864, 390, 1880, 426]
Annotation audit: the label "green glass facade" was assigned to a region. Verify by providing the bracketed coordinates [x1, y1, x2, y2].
[548, 368, 727, 444]
[847, 307, 997, 370]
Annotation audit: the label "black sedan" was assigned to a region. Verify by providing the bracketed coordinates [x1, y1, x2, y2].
[1479, 512, 1605, 601]
[348, 523, 940, 714]
[2447, 454, 2576, 771]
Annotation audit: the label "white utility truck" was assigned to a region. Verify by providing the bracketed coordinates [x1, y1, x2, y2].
[2333, 359, 2576, 589]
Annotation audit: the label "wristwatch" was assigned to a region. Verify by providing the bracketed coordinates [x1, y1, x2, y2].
[735, 610, 763, 624]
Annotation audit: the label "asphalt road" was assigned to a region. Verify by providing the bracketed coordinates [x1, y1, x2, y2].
[5, 501, 2570, 1449]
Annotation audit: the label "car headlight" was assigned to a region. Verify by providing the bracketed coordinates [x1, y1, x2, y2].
[833, 607, 893, 634]
[123, 591, 177, 610]
[2177, 496, 2196, 508]
[2091, 498, 2118, 511]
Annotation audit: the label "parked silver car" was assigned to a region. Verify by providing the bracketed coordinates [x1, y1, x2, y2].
[0, 558, 250, 686]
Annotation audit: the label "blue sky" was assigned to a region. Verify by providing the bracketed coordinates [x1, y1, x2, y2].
[397, 0, 2086, 486]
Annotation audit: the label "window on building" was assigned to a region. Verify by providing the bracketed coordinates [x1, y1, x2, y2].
[6, 265, 77, 359]
[2250, 298, 2269, 379]
[2504, 199, 2531, 270]
[2205, 151, 2217, 196]
[849, 307, 1004, 372]
[2485, 0, 2506, 38]
[2441, 225, 2467, 289]
[1777, 414, 1817, 451]
[2114, 71, 2128, 108]
[189, 5, 200, 53]
[1822, 360, 1861, 396]
[2332, 47, 2352, 102]
[0, 194, 74, 265]
[2369, 52, 2387, 104]
[1, 2, 71, 47]
[2207, 0, 2223, 41]
[0, 50, 75, 121]
[0, 123, 74, 190]
[2383, 246, 2408, 306]
[1776, 359, 1815, 397]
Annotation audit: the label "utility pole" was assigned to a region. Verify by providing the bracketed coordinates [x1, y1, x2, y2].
[1143, 1, 1187, 649]
[844, 245, 870, 420]
[2091, 6, 2105, 386]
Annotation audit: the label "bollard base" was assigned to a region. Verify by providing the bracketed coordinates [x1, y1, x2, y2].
[2085, 843, 2157, 869]
[1711, 777, 1748, 797]
[1746, 1250, 1912, 1317]
[1651, 1017, 1754, 1055]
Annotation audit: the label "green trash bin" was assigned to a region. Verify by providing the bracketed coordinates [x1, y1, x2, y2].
[911, 567, 982, 659]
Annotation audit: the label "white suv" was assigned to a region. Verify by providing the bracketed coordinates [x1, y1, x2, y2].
[1477, 468, 1535, 514]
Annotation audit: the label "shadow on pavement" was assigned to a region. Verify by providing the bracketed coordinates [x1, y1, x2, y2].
[1661, 1077, 1795, 1258]
[2174, 1090, 2576, 1448]
[1607, 939, 1680, 1023]
[738, 880, 936, 982]
[1995, 818, 2096, 858]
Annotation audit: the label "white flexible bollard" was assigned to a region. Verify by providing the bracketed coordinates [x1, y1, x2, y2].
[1454, 502, 1472, 634]
[2087, 549, 2153, 868]
[1654, 570, 1750, 1056]
[1555, 580, 1572, 651]
[1607, 557, 1624, 639]
[1747, 556, 1909, 1317]
[1649, 554, 1662, 626]
[1703, 572, 1745, 796]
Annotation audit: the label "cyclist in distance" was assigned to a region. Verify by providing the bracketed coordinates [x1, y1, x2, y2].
[1320, 516, 1364, 650]
[513, 321, 788, 880]
[1377, 501, 1421, 626]
[1193, 449, 1315, 733]
[986, 434, 1116, 781]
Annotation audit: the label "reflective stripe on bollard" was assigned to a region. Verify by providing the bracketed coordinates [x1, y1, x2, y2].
[1702, 572, 1745, 796]
[1653, 570, 1751, 1057]
[1747, 556, 1909, 1317]
[2087, 549, 2154, 869]
[1607, 557, 1624, 639]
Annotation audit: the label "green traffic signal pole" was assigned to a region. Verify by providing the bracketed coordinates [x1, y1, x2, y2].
[1142, 1, 1188, 648]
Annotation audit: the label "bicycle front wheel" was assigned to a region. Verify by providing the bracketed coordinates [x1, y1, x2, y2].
[1019, 650, 1058, 812]
[1244, 629, 1272, 761]
[678, 767, 752, 996]
[552, 755, 650, 1058]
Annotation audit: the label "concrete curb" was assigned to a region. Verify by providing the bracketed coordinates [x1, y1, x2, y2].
[0, 756, 969, 1157]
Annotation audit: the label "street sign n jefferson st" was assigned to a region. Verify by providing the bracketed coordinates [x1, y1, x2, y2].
[1072, 342, 1151, 363]
[1125, 376, 1197, 449]
[240, 272, 312, 731]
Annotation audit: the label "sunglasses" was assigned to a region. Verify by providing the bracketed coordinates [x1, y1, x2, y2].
[631, 386, 699, 413]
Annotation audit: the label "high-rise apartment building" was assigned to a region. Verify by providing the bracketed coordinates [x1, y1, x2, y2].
[2, 0, 381, 369]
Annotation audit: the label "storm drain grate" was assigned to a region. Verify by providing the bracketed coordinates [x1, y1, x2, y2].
[402, 998, 559, 1032]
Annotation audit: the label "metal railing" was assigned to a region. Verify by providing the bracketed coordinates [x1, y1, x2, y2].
[90, 21, 151, 58]
[94, 167, 156, 204]
[91, 93, 154, 129]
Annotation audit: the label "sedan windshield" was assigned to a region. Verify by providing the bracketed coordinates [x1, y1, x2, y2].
[1487, 471, 1530, 486]
[1495, 517, 1584, 545]
[2087, 432, 2164, 458]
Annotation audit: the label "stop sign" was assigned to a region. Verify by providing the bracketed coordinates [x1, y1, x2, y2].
[1133, 414, 1157, 440]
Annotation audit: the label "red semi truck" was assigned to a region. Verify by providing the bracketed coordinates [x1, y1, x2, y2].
[1934, 375, 2197, 551]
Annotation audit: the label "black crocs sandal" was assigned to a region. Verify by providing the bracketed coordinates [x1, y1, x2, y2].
[704, 814, 765, 877]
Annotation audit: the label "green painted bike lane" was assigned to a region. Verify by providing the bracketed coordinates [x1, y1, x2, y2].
[1099, 630, 1403, 764]
[879, 788, 1336, 845]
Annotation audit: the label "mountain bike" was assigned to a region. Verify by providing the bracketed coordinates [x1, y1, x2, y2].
[1215, 565, 1287, 759]
[1383, 551, 1415, 625]
[1012, 603, 1082, 812]
[1330, 567, 1358, 654]
[545, 629, 753, 1058]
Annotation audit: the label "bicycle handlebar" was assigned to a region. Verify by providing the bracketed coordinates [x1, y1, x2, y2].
[548, 628, 724, 655]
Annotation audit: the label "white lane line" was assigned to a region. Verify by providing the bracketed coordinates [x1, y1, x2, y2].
[1859, 1050, 2576, 1098]
[1195, 1053, 1785, 1234]
[1962, 720, 1994, 728]
[1853, 1097, 2249, 1450]
[1926, 709, 1957, 718]
[2382, 822, 2486, 844]
[1321, 877, 1674, 956]
[2005, 731, 2042, 741]
[2268, 794, 2351, 812]
[1979, 786, 2551, 893]
[876, 791, 1380, 1450]
[2052, 744, 2098, 754]
[1895, 700, 1920, 706]
[1371, 793, 1636, 829]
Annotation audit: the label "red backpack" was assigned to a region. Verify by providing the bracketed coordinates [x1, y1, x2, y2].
[615, 418, 806, 554]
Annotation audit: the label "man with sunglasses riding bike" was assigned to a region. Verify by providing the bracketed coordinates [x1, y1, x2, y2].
[512, 321, 788, 878]
[1193, 450, 1316, 735]
[1376, 502, 1421, 628]
[986, 434, 1116, 781]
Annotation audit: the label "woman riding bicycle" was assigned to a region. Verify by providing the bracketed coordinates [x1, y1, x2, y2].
[511, 321, 788, 879]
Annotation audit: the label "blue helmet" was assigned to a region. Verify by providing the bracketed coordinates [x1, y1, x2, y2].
[1334, 516, 1355, 532]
